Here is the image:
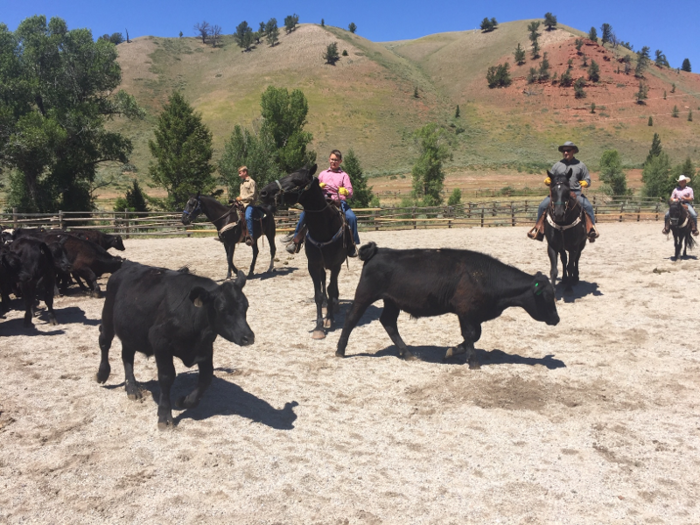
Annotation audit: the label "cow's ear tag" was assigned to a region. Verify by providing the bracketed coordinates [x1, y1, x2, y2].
[534, 282, 543, 296]
[193, 297, 203, 307]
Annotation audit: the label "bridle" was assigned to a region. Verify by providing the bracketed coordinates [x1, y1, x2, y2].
[182, 196, 202, 220]
[271, 177, 314, 207]
[547, 179, 583, 232]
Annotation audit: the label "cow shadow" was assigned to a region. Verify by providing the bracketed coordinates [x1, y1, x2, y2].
[334, 300, 383, 328]
[114, 372, 298, 429]
[54, 306, 101, 326]
[248, 266, 297, 281]
[556, 280, 602, 303]
[0, 316, 65, 336]
[352, 345, 566, 369]
[667, 254, 697, 261]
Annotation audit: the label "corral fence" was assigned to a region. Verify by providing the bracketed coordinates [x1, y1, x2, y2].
[0, 197, 667, 238]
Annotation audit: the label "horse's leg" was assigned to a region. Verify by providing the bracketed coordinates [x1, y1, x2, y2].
[547, 244, 559, 286]
[673, 232, 680, 260]
[559, 249, 569, 285]
[325, 265, 341, 329]
[225, 239, 239, 280]
[266, 217, 276, 273]
[248, 242, 259, 278]
[309, 260, 327, 339]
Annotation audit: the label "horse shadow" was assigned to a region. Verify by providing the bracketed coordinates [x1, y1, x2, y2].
[556, 280, 602, 303]
[105, 372, 298, 430]
[351, 345, 566, 369]
[248, 266, 297, 281]
[53, 306, 101, 326]
[0, 315, 65, 336]
[667, 255, 698, 261]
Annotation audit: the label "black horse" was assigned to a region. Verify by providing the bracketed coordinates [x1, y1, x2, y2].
[259, 165, 351, 339]
[543, 170, 588, 289]
[667, 199, 696, 260]
[182, 194, 276, 279]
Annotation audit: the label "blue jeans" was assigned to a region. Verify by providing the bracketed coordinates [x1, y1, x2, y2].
[538, 194, 595, 224]
[665, 204, 697, 226]
[245, 206, 263, 238]
[293, 201, 360, 245]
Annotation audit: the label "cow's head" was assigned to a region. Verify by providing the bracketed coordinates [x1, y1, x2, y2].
[189, 271, 254, 346]
[110, 235, 126, 251]
[525, 272, 560, 326]
[49, 238, 73, 273]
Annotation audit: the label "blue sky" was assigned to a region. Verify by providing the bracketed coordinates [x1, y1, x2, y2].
[2, 0, 698, 70]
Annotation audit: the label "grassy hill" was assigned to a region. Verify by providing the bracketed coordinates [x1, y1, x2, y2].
[100, 21, 700, 201]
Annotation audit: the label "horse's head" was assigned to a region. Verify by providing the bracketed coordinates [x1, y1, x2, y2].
[549, 169, 573, 222]
[182, 193, 202, 225]
[668, 198, 686, 227]
[259, 164, 317, 208]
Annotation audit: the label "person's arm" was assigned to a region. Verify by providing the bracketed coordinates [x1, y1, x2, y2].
[578, 164, 591, 189]
[339, 172, 353, 200]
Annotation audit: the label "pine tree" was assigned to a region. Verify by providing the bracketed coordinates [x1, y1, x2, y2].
[635, 82, 648, 104]
[575, 39, 583, 54]
[343, 149, 375, 207]
[265, 18, 279, 46]
[234, 21, 253, 51]
[672, 105, 679, 118]
[114, 180, 149, 213]
[447, 188, 462, 206]
[681, 58, 691, 72]
[645, 133, 662, 165]
[348, 22, 357, 33]
[528, 21, 541, 59]
[148, 92, 215, 210]
[642, 152, 673, 198]
[455, 105, 460, 118]
[588, 27, 597, 42]
[538, 53, 550, 81]
[600, 23, 612, 45]
[513, 43, 526, 65]
[588, 60, 600, 82]
[574, 78, 586, 98]
[689, 110, 693, 122]
[411, 123, 452, 206]
[559, 68, 573, 87]
[648, 116, 653, 126]
[599, 149, 629, 196]
[635, 46, 650, 77]
[323, 42, 340, 64]
[544, 12, 557, 31]
[655, 50, 669, 68]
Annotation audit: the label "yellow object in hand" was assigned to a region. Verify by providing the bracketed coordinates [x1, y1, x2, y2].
[579, 180, 589, 188]
[338, 187, 349, 196]
[544, 177, 552, 186]
[319, 182, 327, 188]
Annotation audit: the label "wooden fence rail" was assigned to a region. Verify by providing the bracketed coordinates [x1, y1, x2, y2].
[0, 198, 665, 237]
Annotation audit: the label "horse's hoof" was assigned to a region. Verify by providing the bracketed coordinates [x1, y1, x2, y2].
[335, 350, 346, 358]
[323, 318, 332, 329]
[312, 330, 326, 340]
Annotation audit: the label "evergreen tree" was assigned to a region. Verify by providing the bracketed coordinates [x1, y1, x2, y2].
[323, 42, 340, 64]
[642, 152, 673, 198]
[114, 180, 149, 213]
[588, 27, 597, 42]
[284, 14, 299, 33]
[411, 123, 451, 206]
[648, 116, 653, 126]
[600, 23, 612, 45]
[265, 18, 279, 46]
[348, 22, 357, 33]
[655, 50, 669, 68]
[219, 125, 279, 199]
[689, 110, 693, 122]
[544, 13, 557, 31]
[528, 21, 541, 58]
[559, 68, 573, 87]
[588, 60, 600, 82]
[343, 149, 375, 207]
[321, 19, 325, 27]
[455, 105, 460, 118]
[538, 53, 551, 81]
[635, 82, 648, 104]
[414, 87, 419, 98]
[635, 46, 650, 77]
[671, 157, 696, 183]
[575, 39, 583, 54]
[645, 133, 662, 165]
[486, 63, 512, 88]
[681, 58, 691, 72]
[148, 92, 215, 210]
[447, 188, 462, 206]
[513, 43, 526, 65]
[531, 39, 540, 60]
[234, 21, 253, 51]
[672, 105, 679, 118]
[599, 149, 629, 196]
[574, 78, 586, 98]
[671, 83, 675, 93]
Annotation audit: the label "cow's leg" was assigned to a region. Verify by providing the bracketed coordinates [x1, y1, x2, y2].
[177, 351, 213, 410]
[451, 316, 482, 369]
[266, 218, 276, 273]
[309, 261, 327, 339]
[96, 322, 114, 384]
[40, 274, 57, 325]
[154, 351, 177, 430]
[76, 268, 100, 297]
[248, 242, 259, 278]
[20, 281, 36, 328]
[121, 344, 142, 401]
[379, 299, 415, 360]
[547, 245, 559, 286]
[72, 272, 89, 291]
[336, 292, 374, 357]
[326, 266, 341, 329]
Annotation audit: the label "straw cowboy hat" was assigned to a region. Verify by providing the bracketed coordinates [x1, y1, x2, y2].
[558, 141, 579, 154]
[677, 174, 691, 183]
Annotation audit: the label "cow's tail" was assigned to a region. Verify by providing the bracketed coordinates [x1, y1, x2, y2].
[358, 242, 378, 262]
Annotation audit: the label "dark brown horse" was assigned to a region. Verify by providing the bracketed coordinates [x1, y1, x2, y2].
[182, 194, 276, 279]
[259, 165, 351, 339]
[543, 170, 588, 290]
[667, 199, 696, 260]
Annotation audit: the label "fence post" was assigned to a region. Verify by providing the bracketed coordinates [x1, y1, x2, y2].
[374, 209, 380, 231]
[124, 209, 130, 239]
[480, 206, 485, 228]
[13, 207, 18, 229]
[655, 202, 660, 221]
[510, 201, 515, 226]
[619, 203, 624, 222]
[412, 207, 417, 230]
[637, 205, 641, 222]
[58, 210, 64, 230]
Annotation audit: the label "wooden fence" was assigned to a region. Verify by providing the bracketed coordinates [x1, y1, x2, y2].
[0, 197, 666, 238]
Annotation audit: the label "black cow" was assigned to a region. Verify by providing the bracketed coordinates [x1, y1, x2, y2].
[96, 261, 255, 429]
[5, 238, 58, 327]
[67, 229, 126, 251]
[335, 242, 560, 367]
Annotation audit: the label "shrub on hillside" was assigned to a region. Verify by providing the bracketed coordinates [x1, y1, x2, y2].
[486, 63, 511, 88]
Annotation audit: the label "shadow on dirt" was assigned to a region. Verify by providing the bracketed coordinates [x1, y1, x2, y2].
[248, 266, 297, 281]
[556, 280, 602, 303]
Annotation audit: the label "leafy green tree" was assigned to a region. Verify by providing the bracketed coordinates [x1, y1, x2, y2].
[219, 125, 279, 199]
[588, 60, 600, 82]
[148, 92, 215, 210]
[671, 158, 696, 184]
[348, 22, 357, 33]
[635, 46, 650, 77]
[681, 58, 691, 72]
[234, 21, 253, 51]
[486, 63, 511, 88]
[642, 152, 673, 198]
[114, 180, 149, 213]
[343, 149, 376, 207]
[447, 188, 462, 206]
[599, 149, 629, 196]
[284, 14, 299, 33]
[645, 133, 663, 165]
[265, 18, 279, 46]
[588, 27, 597, 42]
[513, 43, 526, 65]
[411, 123, 451, 206]
[574, 78, 586, 98]
[259, 86, 316, 174]
[323, 42, 340, 64]
[544, 13, 557, 31]
[600, 23, 612, 45]
[0, 16, 142, 212]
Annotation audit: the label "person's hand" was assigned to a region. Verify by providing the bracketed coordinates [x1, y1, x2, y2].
[236, 196, 242, 201]
[338, 187, 349, 196]
[319, 182, 327, 188]
[544, 177, 552, 186]
[579, 180, 589, 188]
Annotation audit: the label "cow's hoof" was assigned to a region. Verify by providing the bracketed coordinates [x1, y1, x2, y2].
[157, 419, 174, 431]
[48, 316, 58, 326]
[468, 359, 482, 370]
[95, 366, 110, 383]
[335, 350, 346, 358]
[247, 271, 254, 279]
[323, 318, 332, 329]
[312, 330, 326, 340]
[126, 383, 143, 401]
[400, 350, 417, 361]
[91, 291, 102, 299]
[176, 395, 199, 410]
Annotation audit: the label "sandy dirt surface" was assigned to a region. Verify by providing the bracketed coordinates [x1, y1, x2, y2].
[1, 223, 699, 524]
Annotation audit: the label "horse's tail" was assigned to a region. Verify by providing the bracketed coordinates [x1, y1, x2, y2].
[358, 242, 378, 262]
[687, 231, 696, 250]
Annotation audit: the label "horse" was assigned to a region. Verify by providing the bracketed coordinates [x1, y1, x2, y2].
[543, 170, 588, 289]
[667, 199, 696, 260]
[259, 164, 352, 339]
[181, 194, 276, 279]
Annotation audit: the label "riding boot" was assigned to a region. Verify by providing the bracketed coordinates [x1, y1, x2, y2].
[693, 220, 699, 236]
[662, 216, 670, 235]
[584, 214, 599, 242]
[527, 215, 546, 241]
[286, 225, 307, 254]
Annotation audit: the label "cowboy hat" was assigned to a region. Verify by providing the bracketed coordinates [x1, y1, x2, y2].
[677, 174, 691, 183]
[558, 141, 579, 154]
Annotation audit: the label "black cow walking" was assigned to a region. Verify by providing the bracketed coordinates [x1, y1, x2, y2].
[96, 261, 255, 429]
[336, 242, 560, 368]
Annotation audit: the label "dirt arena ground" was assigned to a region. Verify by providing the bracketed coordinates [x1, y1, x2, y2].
[1, 223, 698, 524]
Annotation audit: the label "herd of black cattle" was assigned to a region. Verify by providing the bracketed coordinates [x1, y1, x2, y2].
[0, 226, 560, 429]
